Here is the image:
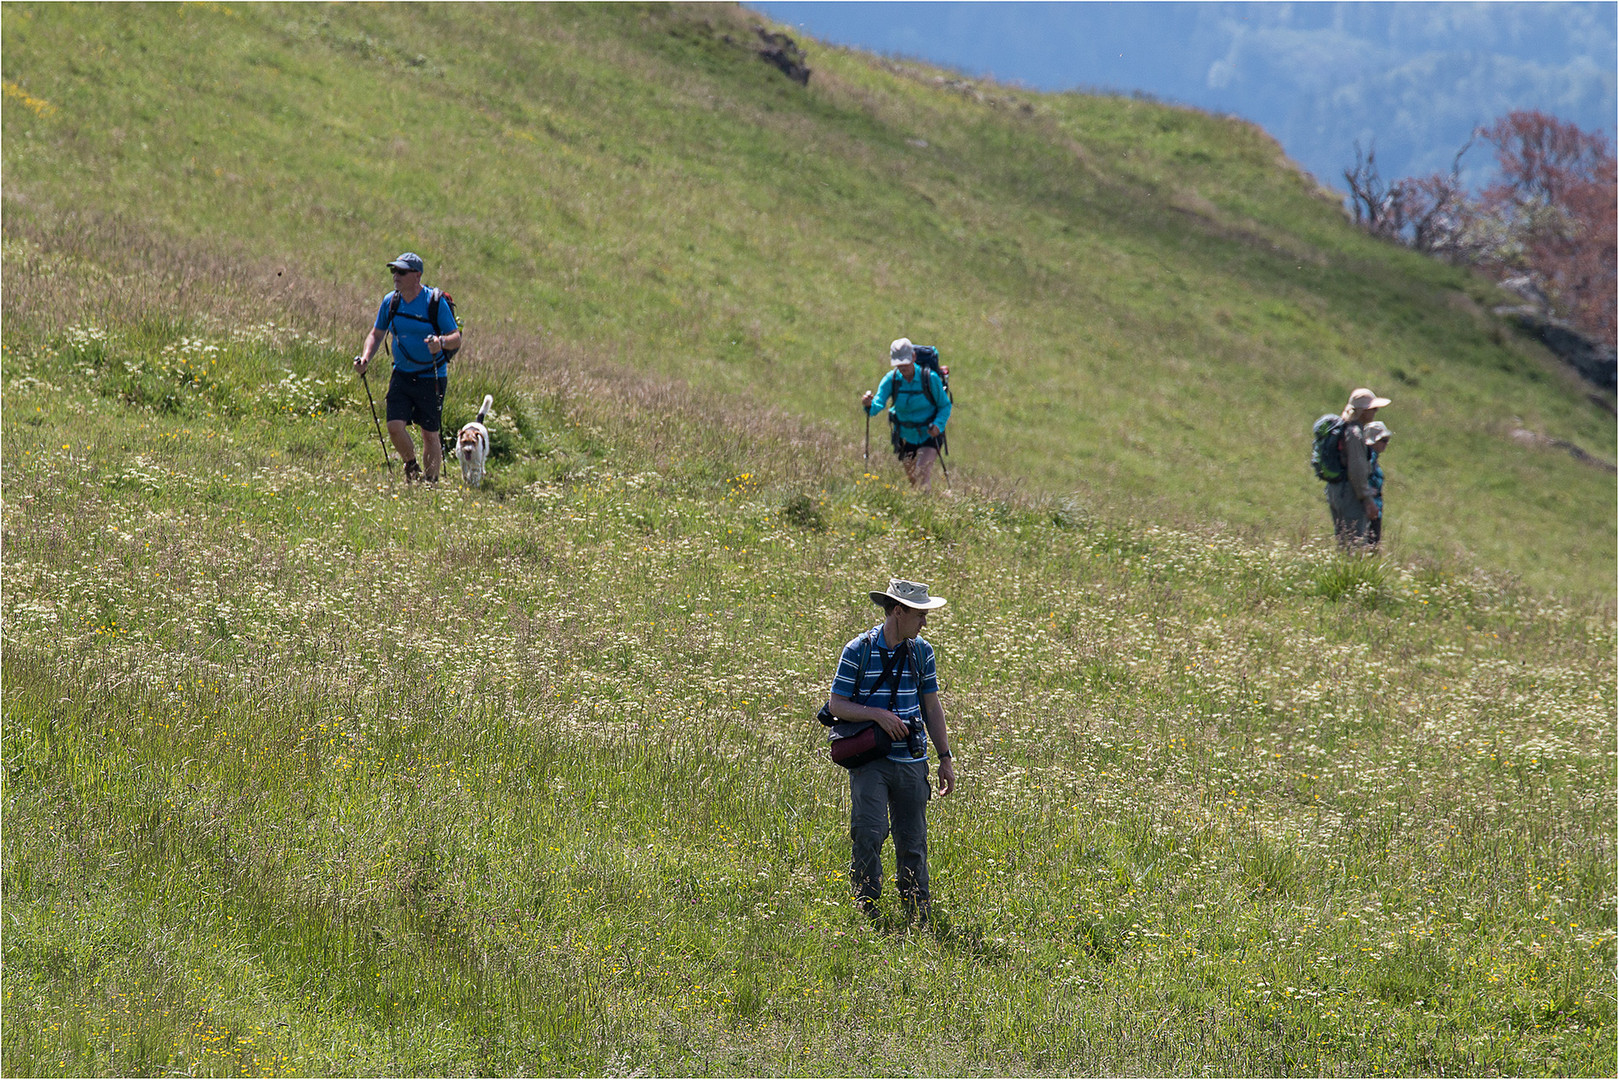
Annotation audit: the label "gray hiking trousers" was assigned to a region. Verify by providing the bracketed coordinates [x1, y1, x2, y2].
[849, 757, 931, 916]
[1326, 481, 1373, 549]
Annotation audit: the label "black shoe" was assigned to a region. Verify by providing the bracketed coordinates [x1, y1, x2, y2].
[403, 459, 421, 484]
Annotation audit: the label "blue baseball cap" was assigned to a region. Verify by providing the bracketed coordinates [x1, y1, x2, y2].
[386, 252, 424, 273]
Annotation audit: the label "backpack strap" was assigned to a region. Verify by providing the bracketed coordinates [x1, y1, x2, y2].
[850, 629, 878, 700]
[387, 287, 450, 329]
[888, 370, 941, 436]
[385, 288, 458, 372]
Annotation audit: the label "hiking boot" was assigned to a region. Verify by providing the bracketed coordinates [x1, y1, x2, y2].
[403, 459, 422, 485]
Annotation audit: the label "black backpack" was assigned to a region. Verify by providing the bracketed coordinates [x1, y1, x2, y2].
[912, 345, 948, 393]
[386, 287, 460, 364]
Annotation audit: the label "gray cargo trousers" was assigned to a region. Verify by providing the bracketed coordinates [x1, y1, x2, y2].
[849, 757, 932, 919]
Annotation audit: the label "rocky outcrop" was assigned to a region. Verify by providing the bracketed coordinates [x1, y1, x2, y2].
[753, 28, 809, 86]
[1493, 278, 1616, 392]
[1493, 307, 1617, 392]
[1508, 426, 1617, 472]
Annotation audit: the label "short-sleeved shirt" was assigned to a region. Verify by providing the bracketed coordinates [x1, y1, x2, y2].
[867, 367, 951, 446]
[375, 288, 459, 378]
[830, 623, 940, 763]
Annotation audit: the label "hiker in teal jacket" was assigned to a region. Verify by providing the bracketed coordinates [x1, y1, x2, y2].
[862, 338, 952, 490]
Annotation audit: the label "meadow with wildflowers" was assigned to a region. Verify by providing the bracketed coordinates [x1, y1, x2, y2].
[3, 3, 1615, 1075]
[1, 230, 1614, 1076]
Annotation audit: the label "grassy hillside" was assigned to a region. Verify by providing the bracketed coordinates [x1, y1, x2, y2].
[1, 1, 1612, 596]
[2, 240, 1614, 1076]
[1, 4, 1615, 1077]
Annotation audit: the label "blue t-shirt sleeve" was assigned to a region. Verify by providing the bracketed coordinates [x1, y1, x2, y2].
[830, 636, 865, 698]
[374, 294, 395, 332]
[919, 641, 939, 695]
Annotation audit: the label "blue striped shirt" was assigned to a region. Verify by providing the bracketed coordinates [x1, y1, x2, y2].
[830, 624, 940, 762]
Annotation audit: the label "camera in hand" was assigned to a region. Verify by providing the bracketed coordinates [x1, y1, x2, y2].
[905, 715, 926, 759]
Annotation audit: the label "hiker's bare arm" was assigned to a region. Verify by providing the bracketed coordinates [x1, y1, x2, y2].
[828, 693, 908, 739]
[354, 328, 385, 373]
[923, 691, 954, 795]
[426, 329, 463, 354]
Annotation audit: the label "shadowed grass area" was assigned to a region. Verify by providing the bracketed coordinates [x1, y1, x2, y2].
[1, 1, 1613, 597]
[2, 221, 1614, 1076]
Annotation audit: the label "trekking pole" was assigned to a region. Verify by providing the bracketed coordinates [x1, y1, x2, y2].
[358, 366, 393, 473]
[864, 408, 871, 464]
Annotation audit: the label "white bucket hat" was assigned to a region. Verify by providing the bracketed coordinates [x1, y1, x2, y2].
[890, 338, 915, 366]
[869, 578, 947, 610]
[1363, 421, 1392, 444]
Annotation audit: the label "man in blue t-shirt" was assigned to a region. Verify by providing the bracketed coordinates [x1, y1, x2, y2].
[861, 338, 952, 491]
[353, 252, 462, 484]
[827, 578, 956, 925]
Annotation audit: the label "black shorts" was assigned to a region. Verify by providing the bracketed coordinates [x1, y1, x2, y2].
[386, 371, 445, 433]
[894, 434, 941, 459]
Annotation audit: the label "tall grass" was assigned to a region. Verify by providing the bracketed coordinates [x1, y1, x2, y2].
[2, 225, 1613, 1076]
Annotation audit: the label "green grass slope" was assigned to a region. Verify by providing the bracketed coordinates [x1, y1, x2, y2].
[2, 1, 1613, 596]
[1, 242, 1614, 1076]
[1, 4, 1615, 1076]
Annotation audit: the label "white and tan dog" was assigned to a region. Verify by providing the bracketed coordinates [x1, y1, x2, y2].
[456, 394, 493, 488]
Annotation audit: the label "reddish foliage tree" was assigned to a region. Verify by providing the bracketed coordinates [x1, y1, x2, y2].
[1478, 111, 1616, 347]
[1347, 111, 1616, 348]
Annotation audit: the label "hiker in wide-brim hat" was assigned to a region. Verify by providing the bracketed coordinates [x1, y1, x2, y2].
[825, 578, 956, 926]
[1325, 386, 1390, 549]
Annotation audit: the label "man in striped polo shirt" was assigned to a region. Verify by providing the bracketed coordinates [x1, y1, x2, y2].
[827, 579, 956, 925]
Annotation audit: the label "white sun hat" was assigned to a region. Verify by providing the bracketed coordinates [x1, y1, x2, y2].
[869, 578, 947, 610]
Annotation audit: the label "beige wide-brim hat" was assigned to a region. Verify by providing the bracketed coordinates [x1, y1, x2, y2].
[1347, 387, 1391, 411]
[869, 578, 948, 610]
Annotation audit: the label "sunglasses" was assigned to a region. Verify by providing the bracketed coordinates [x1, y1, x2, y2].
[390, 267, 416, 275]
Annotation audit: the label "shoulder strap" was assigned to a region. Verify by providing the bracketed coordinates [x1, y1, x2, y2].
[889, 370, 940, 430]
[850, 628, 878, 700]
[917, 373, 939, 427]
[886, 639, 912, 710]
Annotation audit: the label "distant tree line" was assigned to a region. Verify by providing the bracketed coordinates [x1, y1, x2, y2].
[1345, 111, 1616, 349]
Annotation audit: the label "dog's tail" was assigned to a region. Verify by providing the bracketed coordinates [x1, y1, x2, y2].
[476, 394, 493, 425]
